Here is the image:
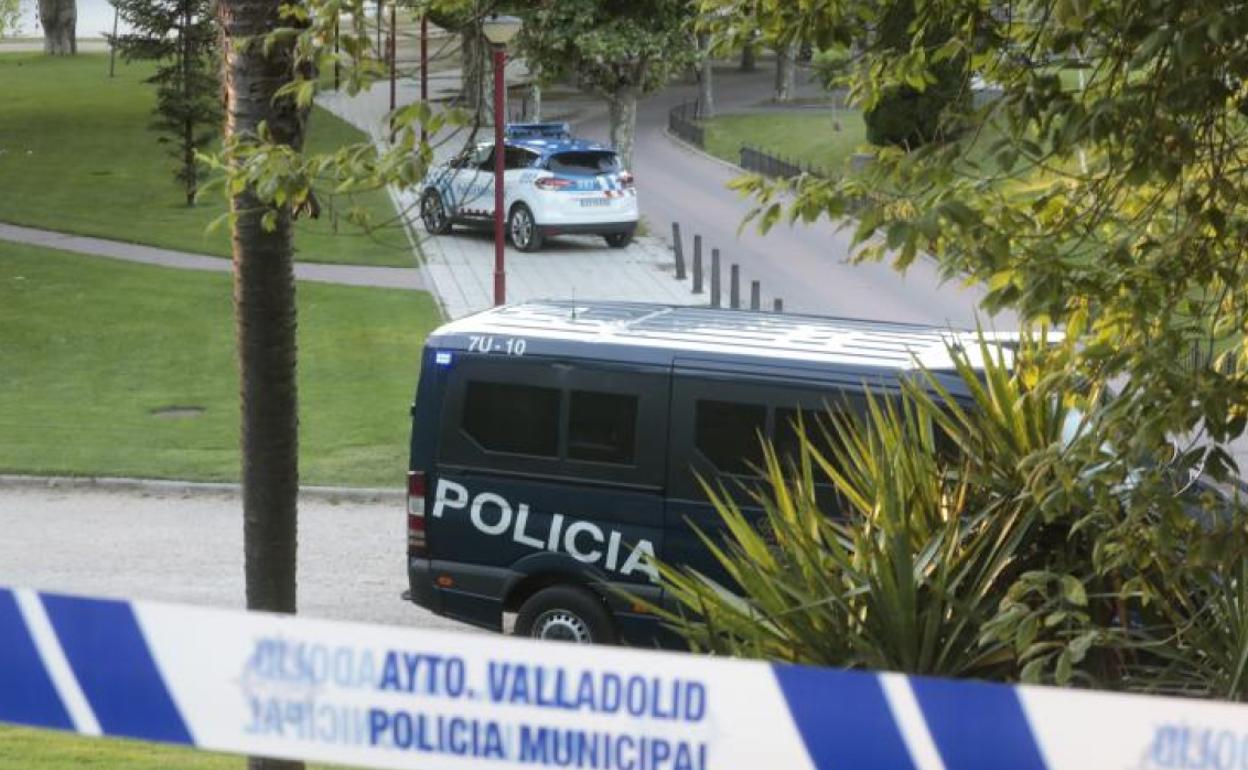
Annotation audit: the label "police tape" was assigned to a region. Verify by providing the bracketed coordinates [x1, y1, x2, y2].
[1, 585, 1245, 770]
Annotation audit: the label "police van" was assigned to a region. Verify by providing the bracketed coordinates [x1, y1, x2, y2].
[405, 301, 996, 646]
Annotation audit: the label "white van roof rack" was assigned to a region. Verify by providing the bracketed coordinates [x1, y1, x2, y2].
[432, 301, 1036, 372]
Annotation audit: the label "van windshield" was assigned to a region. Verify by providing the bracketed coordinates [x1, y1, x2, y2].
[548, 151, 620, 176]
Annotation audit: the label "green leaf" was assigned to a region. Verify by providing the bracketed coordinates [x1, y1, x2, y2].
[1020, 657, 1047, 684]
[1054, 648, 1073, 684]
[1015, 615, 1039, 656]
[1060, 575, 1087, 607]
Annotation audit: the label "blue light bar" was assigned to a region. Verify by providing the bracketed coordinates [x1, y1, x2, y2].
[505, 122, 571, 140]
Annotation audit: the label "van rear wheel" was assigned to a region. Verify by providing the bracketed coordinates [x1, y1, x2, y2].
[515, 585, 616, 644]
[508, 203, 543, 252]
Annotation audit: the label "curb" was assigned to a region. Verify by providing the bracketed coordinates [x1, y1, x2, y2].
[661, 128, 746, 176]
[0, 474, 403, 504]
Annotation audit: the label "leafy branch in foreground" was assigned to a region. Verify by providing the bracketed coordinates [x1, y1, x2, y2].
[203, 0, 470, 238]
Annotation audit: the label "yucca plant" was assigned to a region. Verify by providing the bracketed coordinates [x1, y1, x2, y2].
[656, 334, 1087, 677]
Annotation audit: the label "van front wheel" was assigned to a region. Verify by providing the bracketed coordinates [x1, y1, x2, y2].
[515, 585, 616, 644]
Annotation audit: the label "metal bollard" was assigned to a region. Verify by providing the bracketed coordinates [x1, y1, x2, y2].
[710, 248, 721, 308]
[750, 281, 761, 310]
[672, 222, 686, 281]
[773, 298, 784, 312]
[692, 236, 703, 294]
[730, 264, 741, 309]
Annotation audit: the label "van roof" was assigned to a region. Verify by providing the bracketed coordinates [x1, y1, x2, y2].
[429, 301, 1022, 375]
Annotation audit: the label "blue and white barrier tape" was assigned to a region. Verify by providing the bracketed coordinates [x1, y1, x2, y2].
[1, 586, 1246, 770]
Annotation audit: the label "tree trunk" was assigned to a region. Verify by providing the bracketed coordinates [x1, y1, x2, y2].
[530, 80, 541, 121]
[38, 0, 76, 55]
[774, 42, 796, 102]
[219, 0, 304, 764]
[460, 26, 487, 115]
[182, 6, 195, 206]
[740, 42, 755, 71]
[607, 88, 637, 170]
[697, 33, 714, 119]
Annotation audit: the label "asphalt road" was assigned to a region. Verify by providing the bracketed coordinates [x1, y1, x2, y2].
[575, 67, 1014, 328]
[0, 484, 478, 633]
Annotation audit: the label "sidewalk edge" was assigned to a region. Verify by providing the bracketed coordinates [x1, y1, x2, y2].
[0, 474, 403, 503]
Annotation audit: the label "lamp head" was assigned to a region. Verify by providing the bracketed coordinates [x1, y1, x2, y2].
[482, 13, 522, 46]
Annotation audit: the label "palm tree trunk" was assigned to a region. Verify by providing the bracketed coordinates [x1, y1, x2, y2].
[218, 0, 304, 765]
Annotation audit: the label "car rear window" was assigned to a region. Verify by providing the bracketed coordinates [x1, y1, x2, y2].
[547, 151, 620, 176]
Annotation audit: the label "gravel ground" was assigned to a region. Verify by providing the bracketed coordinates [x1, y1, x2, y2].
[0, 483, 478, 633]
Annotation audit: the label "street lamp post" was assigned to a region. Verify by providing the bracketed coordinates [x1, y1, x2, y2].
[482, 14, 522, 306]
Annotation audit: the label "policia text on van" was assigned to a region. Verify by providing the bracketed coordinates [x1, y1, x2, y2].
[405, 301, 1011, 646]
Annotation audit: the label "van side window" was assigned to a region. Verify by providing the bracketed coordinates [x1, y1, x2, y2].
[462, 381, 560, 457]
[695, 400, 767, 475]
[774, 407, 843, 466]
[568, 391, 638, 465]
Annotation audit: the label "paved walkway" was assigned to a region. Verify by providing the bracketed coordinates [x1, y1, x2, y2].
[0, 222, 426, 291]
[318, 73, 702, 319]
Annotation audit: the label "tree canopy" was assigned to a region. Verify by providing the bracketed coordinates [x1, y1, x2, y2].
[0, 0, 20, 38]
[709, 0, 1248, 485]
[517, 0, 697, 166]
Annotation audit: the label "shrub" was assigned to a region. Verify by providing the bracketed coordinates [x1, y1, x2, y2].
[655, 334, 1248, 699]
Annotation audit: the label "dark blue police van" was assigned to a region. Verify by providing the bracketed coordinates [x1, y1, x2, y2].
[405, 301, 990, 646]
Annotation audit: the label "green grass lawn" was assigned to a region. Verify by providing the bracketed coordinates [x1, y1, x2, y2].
[0, 52, 414, 267]
[701, 110, 868, 176]
[0, 240, 440, 486]
[702, 109, 1043, 196]
[0, 725, 359, 770]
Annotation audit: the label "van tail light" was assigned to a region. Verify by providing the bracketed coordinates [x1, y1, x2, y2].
[618, 171, 634, 189]
[536, 176, 574, 190]
[407, 471, 428, 557]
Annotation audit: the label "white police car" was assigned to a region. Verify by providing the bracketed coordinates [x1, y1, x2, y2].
[418, 123, 638, 252]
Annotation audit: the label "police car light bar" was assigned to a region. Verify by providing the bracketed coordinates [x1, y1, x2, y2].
[505, 122, 572, 140]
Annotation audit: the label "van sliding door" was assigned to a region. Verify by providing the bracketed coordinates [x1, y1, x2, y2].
[665, 366, 863, 590]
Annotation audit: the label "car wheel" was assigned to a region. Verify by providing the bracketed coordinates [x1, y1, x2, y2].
[515, 585, 616, 644]
[604, 231, 633, 249]
[421, 190, 453, 235]
[508, 203, 543, 252]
